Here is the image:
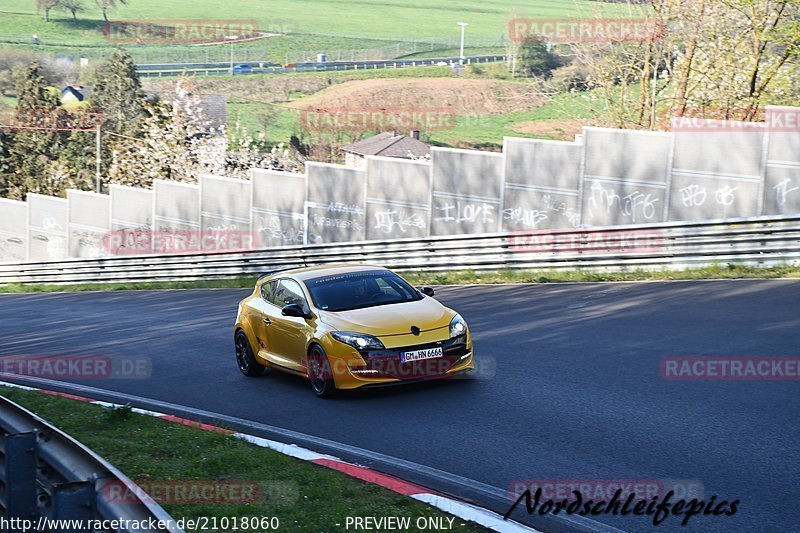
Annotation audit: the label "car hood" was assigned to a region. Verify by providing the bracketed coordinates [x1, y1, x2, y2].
[317, 297, 454, 336]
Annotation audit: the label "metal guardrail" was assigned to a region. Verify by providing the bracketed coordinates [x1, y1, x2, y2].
[0, 215, 798, 286]
[0, 395, 182, 532]
[136, 60, 277, 70]
[135, 55, 507, 77]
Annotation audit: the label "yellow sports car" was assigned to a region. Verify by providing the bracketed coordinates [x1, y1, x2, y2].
[233, 264, 474, 398]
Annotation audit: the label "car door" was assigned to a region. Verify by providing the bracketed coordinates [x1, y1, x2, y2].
[248, 279, 278, 357]
[263, 278, 313, 373]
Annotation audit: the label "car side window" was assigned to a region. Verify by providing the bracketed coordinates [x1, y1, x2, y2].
[260, 280, 278, 303]
[273, 279, 309, 312]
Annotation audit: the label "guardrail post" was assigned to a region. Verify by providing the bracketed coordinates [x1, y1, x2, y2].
[52, 481, 95, 529]
[5, 431, 38, 527]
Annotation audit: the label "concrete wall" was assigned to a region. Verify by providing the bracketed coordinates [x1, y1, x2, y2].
[670, 120, 763, 221]
[306, 162, 367, 244]
[153, 180, 200, 232]
[28, 193, 67, 261]
[3, 105, 800, 263]
[503, 138, 582, 231]
[763, 106, 800, 216]
[582, 128, 671, 226]
[366, 156, 431, 240]
[430, 147, 503, 236]
[0, 199, 28, 262]
[110, 185, 153, 231]
[251, 168, 306, 248]
[67, 190, 110, 258]
[200, 174, 251, 232]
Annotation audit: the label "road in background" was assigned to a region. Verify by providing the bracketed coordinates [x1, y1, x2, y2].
[134, 55, 505, 77]
[0, 280, 797, 532]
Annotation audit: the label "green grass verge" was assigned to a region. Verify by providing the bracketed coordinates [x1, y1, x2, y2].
[0, 386, 488, 532]
[1, 265, 798, 294]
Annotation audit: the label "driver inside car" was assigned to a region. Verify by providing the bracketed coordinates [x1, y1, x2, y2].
[353, 278, 380, 301]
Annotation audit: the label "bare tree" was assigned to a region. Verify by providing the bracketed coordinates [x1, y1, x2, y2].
[564, 0, 800, 129]
[36, 0, 61, 22]
[95, 0, 128, 22]
[60, 0, 85, 21]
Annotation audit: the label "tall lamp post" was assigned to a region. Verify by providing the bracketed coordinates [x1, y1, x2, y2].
[457, 22, 468, 65]
[225, 34, 239, 71]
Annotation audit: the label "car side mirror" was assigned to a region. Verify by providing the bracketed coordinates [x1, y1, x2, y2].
[419, 286, 435, 297]
[282, 304, 311, 319]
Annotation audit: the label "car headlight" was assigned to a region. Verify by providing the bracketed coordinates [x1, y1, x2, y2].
[449, 314, 467, 338]
[331, 331, 385, 351]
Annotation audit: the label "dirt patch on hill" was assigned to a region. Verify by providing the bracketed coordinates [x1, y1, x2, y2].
[510, 118, 593, 141]
[287, 78, 547, 115]
[144, 75, 336, 104]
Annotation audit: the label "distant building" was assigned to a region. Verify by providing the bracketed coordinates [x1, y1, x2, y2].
[61, 85, 91, 104]
[146, 91, 228, 135]
[195, 94, 228, 133]
[341, 131, 430, 168]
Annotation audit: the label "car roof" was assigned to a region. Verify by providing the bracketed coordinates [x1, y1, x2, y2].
[258, 264, 388, 284]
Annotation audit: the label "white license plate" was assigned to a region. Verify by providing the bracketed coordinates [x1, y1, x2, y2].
[401, 347, 443, 362]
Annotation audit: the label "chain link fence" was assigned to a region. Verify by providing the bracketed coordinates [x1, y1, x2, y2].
[284, 34, 507, 64]
[0, 33, 507, 65]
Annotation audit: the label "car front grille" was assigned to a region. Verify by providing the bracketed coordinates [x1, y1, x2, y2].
[356, 335, 469, 380]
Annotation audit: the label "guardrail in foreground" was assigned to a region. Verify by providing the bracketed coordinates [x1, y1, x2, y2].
[0, 215, 798, 285]
[0, 395, 183, 532]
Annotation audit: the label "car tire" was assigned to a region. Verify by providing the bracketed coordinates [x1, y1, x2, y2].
[235, 330, 264, 377]
[308, 344, 336, 399]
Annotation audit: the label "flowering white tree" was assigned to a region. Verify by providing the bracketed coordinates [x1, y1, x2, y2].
[106, 76, 301, 187]
[224, 120, 302, 178]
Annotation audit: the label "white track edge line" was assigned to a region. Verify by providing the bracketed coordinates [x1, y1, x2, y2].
[0, 380, 540, 533]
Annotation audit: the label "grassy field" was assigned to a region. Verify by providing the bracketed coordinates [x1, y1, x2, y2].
[0, 387, 489, 532]
[0, 0, 644, 153]
[0, 0, 642, 63]
[219, 76, 601, 151]
[2, 265, 799, 294]
[0, 0, 637, 40]
[9, 61, 587, 150]
[427, 89, 603, 149]
[163, 65, 459, 145]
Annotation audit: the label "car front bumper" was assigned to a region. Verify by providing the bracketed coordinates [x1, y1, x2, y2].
[331, 334, 475, 390]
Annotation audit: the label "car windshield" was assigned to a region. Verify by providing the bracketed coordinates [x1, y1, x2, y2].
[305, 270, 423, 312]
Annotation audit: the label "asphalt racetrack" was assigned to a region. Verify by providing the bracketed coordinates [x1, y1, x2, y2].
[0, 280, 797, 532]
